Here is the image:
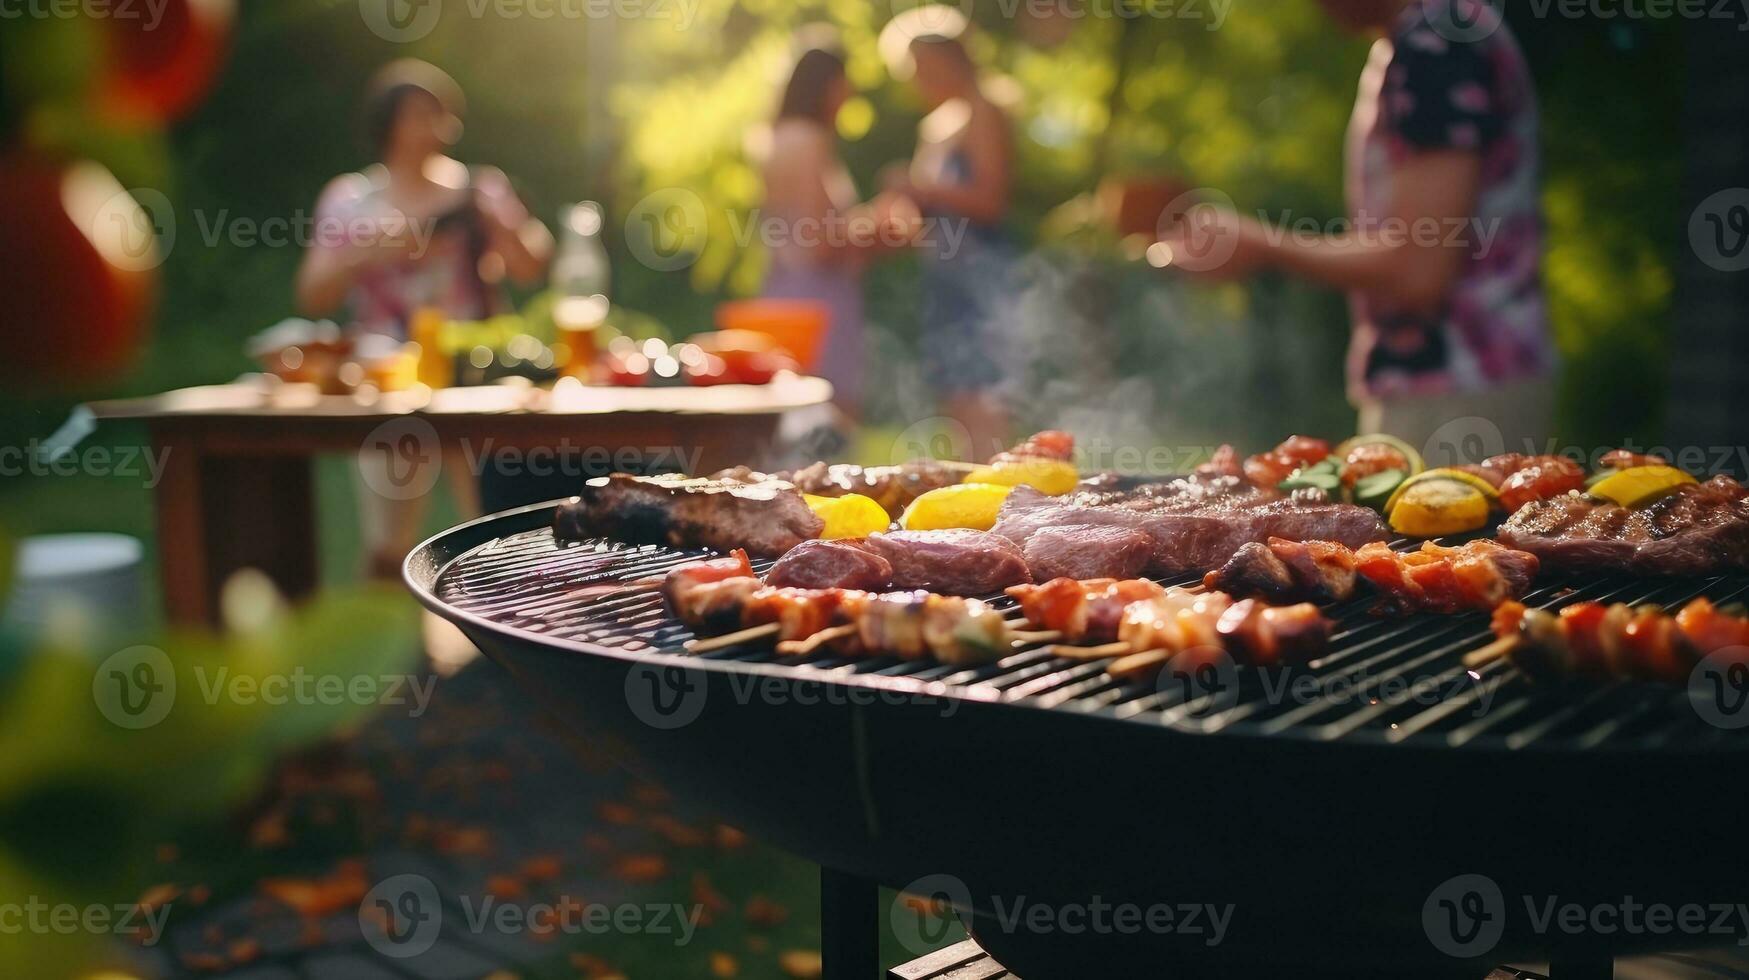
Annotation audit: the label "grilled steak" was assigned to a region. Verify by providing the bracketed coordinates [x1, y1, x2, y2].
[859, 529, 1032, 596]
[765, 539, 894, 591]
[1496, 475, 1749, 575]
[554, 473, 823, 558]
[992, 481, 1389, 577]
[1022, 524, 1154, 582]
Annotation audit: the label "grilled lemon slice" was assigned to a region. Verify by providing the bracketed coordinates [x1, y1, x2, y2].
[1383, 467, 1500, 516]
[804, 493, 892, 539]
[961, 458, 1079, 496]
[1589, 465, 1697, 509]
[1388, 477, 1493, 537]
[900, 483, 1014, 531]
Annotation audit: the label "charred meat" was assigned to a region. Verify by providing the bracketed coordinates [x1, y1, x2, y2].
[1496, 475, 1749, 575]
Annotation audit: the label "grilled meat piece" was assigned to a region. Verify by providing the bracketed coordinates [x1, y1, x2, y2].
[859, 529, 1032, 596]
[1203, 542, 1298, 602]
[992, 483, 1389, 577]
[708, 460, 965, 516]
[1021, 524, 1154, 582]
[765, 539, 894, 591]
[1496, 475, 1749, 575]
[554, 473, 824, 558]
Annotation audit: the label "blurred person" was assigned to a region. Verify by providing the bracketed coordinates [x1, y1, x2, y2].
[881, 13, 1017, 458]
[760, 29, 919, 419]
[1154, 0, 1554, 454]
[295, 60, 552, 578]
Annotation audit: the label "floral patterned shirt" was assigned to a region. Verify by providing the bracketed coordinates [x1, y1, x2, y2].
[1344, 0, 1554, 400]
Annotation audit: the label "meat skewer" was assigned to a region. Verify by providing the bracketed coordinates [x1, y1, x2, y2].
[667, 569, 1027, 666]
[1203, 537, 1540, 614]
[1020, 583, 1334, 680]
[1466, 597, 1749, 683]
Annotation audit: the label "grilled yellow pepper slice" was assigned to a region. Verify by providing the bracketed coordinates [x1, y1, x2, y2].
[900, 483, 1014, 532]
[804, 493, 892, 539]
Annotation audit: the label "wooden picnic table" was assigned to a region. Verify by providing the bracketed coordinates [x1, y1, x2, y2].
[89, 375, 833, 626]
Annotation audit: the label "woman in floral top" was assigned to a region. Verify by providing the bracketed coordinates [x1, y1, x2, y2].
[1158, 0, 1555, 455]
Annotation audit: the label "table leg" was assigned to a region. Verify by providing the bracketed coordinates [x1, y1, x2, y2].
[821, 867, 881, 980]
[153, 433, 317, 627]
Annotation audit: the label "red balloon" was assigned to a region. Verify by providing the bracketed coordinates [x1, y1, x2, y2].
[0, 155, 157, 387]
[96, 0, 235, 123]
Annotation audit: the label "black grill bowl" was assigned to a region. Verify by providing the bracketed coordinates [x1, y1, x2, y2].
[407, 502, 1749, 977]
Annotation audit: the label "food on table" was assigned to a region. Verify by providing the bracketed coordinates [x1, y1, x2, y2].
[1386, 471, 1498, 537]
[858, 529, 1032, 596]
[1496, 474, 1749, 575]
[1242, 435, 1333, 488]
[1020, 524, 1155, 583]
[1006, 577, 1168, 644]
[665, 573, 1015, 666]
[1193, 444, 1244, 480]
[1586, 464, 1697, 509]
[1204, 537, 1538, 613]
[554, 474, 823, 558]
[990, 480, 1390, 578]
[765, 539, 892, 591]
[804, 493, 891, 539]
[900, 483, 1014, 531]
[1476, 597, 1749, 683]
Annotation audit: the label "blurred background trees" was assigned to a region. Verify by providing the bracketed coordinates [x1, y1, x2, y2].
[2, 0, 1683, 456]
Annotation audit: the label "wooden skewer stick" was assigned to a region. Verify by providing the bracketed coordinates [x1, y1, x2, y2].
[1047, 641, 1131, 660]
[776, 624, 856, 656]
[1011, 630, 1063, 644]
[1108, 647, 1173, 681]
[685, 622, 780, 653]
[1463, 635, 1521, 670]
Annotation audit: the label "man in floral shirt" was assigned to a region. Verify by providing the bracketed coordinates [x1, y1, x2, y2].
[1158, 0, 1555, 455]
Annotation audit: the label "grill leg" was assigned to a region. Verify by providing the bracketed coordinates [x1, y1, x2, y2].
[821, 866, 880, 980]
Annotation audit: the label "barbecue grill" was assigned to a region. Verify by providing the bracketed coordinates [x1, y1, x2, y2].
[407, 500, 1749, 979]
